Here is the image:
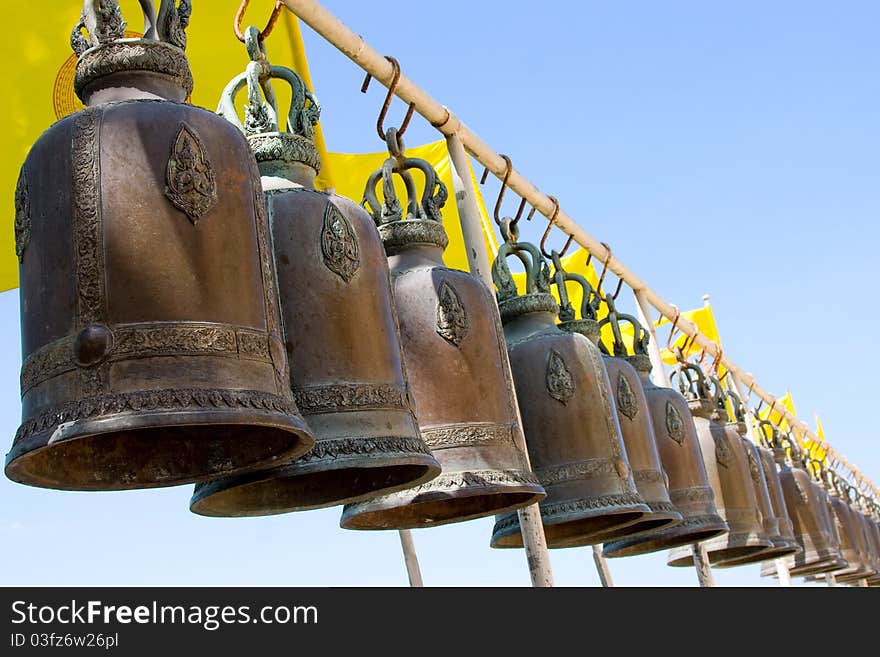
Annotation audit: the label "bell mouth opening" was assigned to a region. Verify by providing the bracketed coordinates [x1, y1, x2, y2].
[713, 543, 802, 568]
[602, 518, 729, 559]
[5, 419, 312, 492]
[788, 558, 848, 577]
[190, 454, 441, 517]
[587, 512, 681, 545]
[491, 507, 650, 549]
[340, 484, 545, 530]
[668, 541, 772, 568]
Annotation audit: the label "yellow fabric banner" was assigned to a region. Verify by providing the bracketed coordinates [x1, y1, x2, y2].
[654, 304, 722, 365]
[0, 1, 504, 289]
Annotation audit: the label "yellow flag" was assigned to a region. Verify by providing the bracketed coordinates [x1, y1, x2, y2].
[806, 414, 829, 464]
[0, 1, 500, 290]
[655, 303, 722, 366]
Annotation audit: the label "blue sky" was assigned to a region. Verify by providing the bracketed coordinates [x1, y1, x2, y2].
[1, 0, 878, 587]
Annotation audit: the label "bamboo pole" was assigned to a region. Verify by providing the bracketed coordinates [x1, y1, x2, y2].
[279, 0, 876, 501]
[692, 544, 716, 587]
[592, 545, 614, 587]
[398, 530, 424, 587]
[447, 134, 554, 587]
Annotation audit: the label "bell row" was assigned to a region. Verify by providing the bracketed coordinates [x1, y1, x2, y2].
[6, 2, 879, 583]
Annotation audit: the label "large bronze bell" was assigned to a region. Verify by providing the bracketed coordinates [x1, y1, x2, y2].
[490, 242, 650, 549]
[712, 398, 799, 567]
[667, 373, 772, 567]
[762, 437, 847, 577]
[189, 47, 439, 517]
[339, 133, 544, 529]
[753, 420, 801, 557]
[572, 293, 682, 539]
[826, 475, 875, 583]
[6, 2, 314, 491]
[603, 347, 727, 558]
[866, 503, 880, 585]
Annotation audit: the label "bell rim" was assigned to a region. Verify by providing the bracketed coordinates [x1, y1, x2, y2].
[189, 436, 442, 516]
[602, 512, 729, 558]
[712, 542, 803, 568]
[667, 532, 774, 567]
[5, 401, 314, 491]
[338, 469, 546, 530]
[490, 494, 653, 549]
[587, 508, 684, 545]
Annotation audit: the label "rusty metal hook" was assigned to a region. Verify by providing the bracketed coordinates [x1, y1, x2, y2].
[595, 242, 614, 295]
[539, 196, 573, 258]
[666, 307, 681, 352]
[481, 154, 526, 228]
[709, 346, 724, 377]
[361, 56, 416, 142]
[234, 0, 284, 43]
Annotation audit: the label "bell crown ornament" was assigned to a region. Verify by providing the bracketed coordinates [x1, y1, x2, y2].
[216, 25, 322, 184]
[339, 140, 544, 529]
[7, 1, 317, 491]
[190, 43, 440, 517]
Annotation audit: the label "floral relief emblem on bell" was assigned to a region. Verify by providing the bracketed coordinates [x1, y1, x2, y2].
[164, 122, 218, 224]
[14, 167, 30, 261]
[615, 371, 638, 420]
[714, 433, 733, 468]
[546, 349, 575, 404]
[320, 202, 360, 282]
[665, 400, 685, 444]
[435, 280, 469, 347]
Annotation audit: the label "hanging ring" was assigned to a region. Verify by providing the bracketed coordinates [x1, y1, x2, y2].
[235, 0, 284, 43]
[361, 56, 416, 141]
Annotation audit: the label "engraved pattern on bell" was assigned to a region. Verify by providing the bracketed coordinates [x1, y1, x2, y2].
[714, 432, 733, 468]
[665, 400, 685, 444]
[164, 122, 218, 223]
[546, 349, 575, 404]
[320, 202, 360, 282]
[615, 370, 638, 420]
[747, 445, 761, 483]
[14, 167, 30, 261]
[435, 280, 469, 346]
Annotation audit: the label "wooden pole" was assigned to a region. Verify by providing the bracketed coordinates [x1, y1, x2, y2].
[592, 545, 614, 587]
[692, 543, 716, 587]
[446, 134, 554, 587]
[398, 530, 424, 587]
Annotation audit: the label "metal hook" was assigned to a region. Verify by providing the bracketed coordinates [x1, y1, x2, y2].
[665, 306, 681, 352]
[361, 56, 416, 142]
[482, 154, 525, 228]
[234, 0, 284, 43]
[595, 242, 613, 295]
[539, 196, 573, 258]
[709, 346, 724, 377]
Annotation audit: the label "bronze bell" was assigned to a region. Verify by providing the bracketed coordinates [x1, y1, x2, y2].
[490, 241, 651, 549]
[563, 291, 681, 540]
[189, 45, 440, 516]
[826, 476, 875, 583]
[5, 2, 315, 491]
[753, 420, 801, 557]
[712, 398, 800, 567]
[855, 507, 880, 585]
[866, 504, 880, 585]
[603, 349, 727, 558]
[668, 373, 772, 567]
[762, 437, 847, 577]
[339, 132, 545, 529]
